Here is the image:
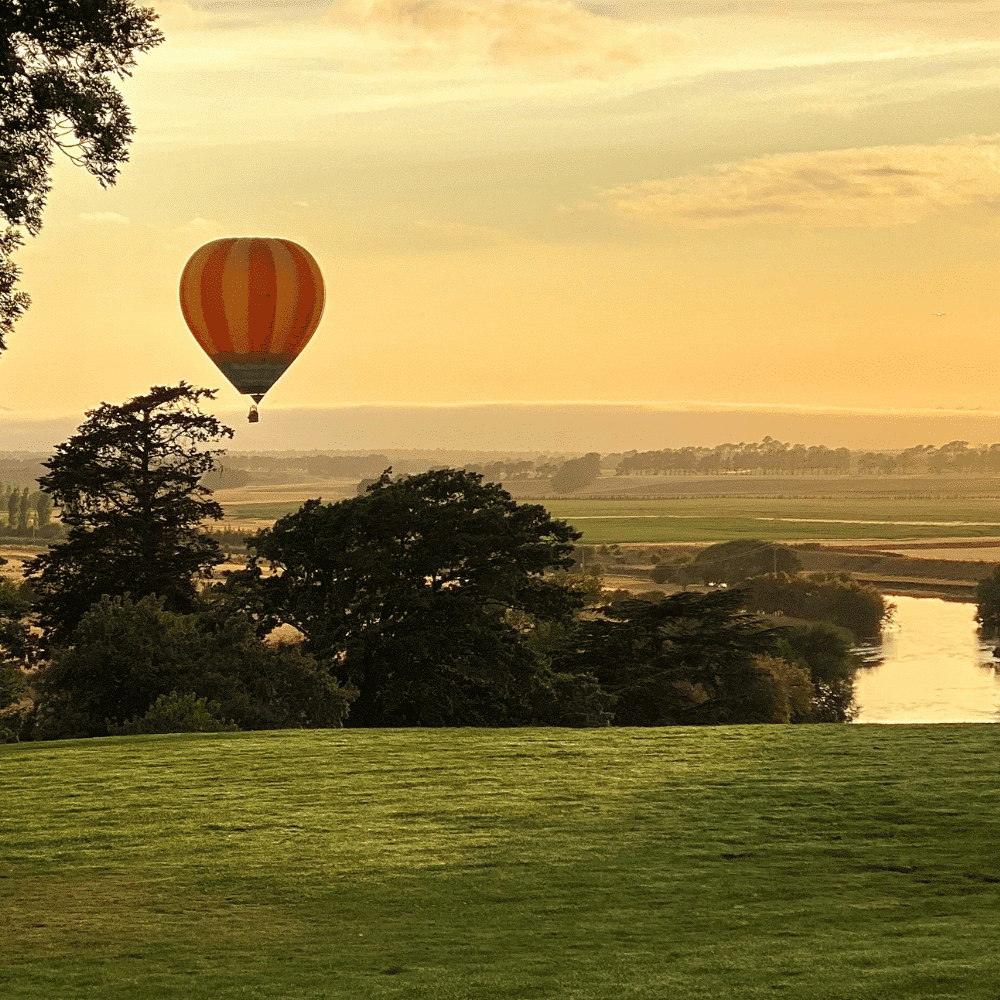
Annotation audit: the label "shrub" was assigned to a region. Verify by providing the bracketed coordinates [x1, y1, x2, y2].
[32, 596, 357, 740]
[742, 572, 891, 641]
[774, 622, 860, 722]
[976, 565, 1000, 634]
[690, 539, 801, 586]
[108, 691, 238, 735]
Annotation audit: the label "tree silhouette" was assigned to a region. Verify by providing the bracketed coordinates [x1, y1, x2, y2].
[26, 384, 232, 642]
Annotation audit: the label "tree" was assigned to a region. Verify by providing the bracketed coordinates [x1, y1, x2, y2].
[1, 1, 163, 349]
[690, 539, 801, 586]
[17, 487, 29, 531]
[742, 572, 891, 642]
[6, 487, 19, 528]
[25, 384, 233, 643]
[975, 565, 1000, 634]
[31, 595, 357, 739]
[232, 468, 585, 727]
[551, 453, 601, 494]
[0, 578, 33, 741]
[552, 589, 785, 726]
[33, 490, 52, 526]
[774, 622, 859, 722]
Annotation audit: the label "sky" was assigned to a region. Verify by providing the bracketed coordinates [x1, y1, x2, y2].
[5, 0, 1000, 452]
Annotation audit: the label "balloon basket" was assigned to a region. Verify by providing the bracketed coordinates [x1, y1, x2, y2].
[248, 405, 259, 424]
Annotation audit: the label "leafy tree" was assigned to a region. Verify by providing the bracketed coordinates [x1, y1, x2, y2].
[774, 622, 859, 722]
[232, 468, 585, 727]
[690, 539, 801, 586]
[975, 565, 1000, 634]
[0, 578, 34, 741]
[742, 572, 891, 641]
[0, 1, 163, 349]
[751, 655, 814, 723]
[17, 487, 29, 530]
[32, 595, 356, 739]
[551, 453, 601, 494]
[33, 490, 52, 526]
[25, 384, 233, 643]
[6, 488, 18, 528]
[552, 589, 784, 726]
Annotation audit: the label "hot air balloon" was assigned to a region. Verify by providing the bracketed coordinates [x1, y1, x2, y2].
[179, 237, 325, 422]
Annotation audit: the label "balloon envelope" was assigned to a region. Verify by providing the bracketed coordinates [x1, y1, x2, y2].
[179, 237, 325, 399]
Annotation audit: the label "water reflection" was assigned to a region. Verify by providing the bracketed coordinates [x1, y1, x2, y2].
[852, 595, 1000, 724]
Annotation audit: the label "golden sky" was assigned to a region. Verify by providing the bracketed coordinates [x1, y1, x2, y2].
[5, 0, 1000, 446]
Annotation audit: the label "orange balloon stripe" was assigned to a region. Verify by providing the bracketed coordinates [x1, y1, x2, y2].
[280, 239, 325, 353]
[269, 240, 300, 356]
[221, 240, 252, 354]
[247, 239, 278, 354]
[199, 239, 239, 355]
[178, 242, 217, 354]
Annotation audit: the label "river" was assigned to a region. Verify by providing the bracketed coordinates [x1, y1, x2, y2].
[852, 595, 1000, 724]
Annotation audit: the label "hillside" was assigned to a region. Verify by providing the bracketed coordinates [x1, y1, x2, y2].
[3, 726, 999, 999]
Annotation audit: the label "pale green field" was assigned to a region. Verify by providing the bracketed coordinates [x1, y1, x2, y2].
[542, 497, 1000, 544]
[218, 488, 1000, 544]
[3, 726, 1000, 999]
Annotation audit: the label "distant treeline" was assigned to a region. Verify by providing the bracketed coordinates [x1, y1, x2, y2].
[616, 439, 1000, 477]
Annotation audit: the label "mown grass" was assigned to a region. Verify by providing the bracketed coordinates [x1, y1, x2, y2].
[3, 725, 1000, 998]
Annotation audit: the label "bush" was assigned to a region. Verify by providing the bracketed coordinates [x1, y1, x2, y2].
[108, 691, 238, 735]
[32, 596, 357, 740]
[751, 655, 814, 724]
[690, 540, 801, 586]
[742, 572, 891, 641]
[976, 565, 1000, 634]
[774, 622, 859, 722]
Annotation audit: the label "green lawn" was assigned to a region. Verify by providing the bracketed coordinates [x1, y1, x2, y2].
[3, 726, 1000, 998]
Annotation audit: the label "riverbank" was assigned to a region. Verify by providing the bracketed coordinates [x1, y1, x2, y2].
[597, 540, 998, 603]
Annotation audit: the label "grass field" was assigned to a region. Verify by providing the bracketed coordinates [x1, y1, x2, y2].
[541, 497, 1000, 544]
[3, 726, 1000, 998]
[216, 491, 1000, 544]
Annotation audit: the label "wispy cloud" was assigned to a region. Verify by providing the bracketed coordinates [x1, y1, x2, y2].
[183, 216, 223, 233]
[78, 211, 130, 225]
[153, 1, 213, 29]
[588, 137, 1000, 229]
[325, 0, 688, 75]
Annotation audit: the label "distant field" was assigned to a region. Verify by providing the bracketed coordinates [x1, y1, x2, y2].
[3, 726, 1000, 999]
[539, 497, 1000, 544]
[215, 477, 1000, 543]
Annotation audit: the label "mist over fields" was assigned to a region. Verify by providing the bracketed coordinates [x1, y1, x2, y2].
[4, 403, 1000, 455]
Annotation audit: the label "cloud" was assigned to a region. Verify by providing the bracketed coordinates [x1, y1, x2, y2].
[326, 0, 688, 74]
[183, 217, 222, 233]
[77, 212, 129, 225]
[153, 1, 212, 29]
[589, 137, 1000, 229]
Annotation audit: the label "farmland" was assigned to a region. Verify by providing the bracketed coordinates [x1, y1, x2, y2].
[3, 725, 1000, 999]
[213, 474, 1000, 544]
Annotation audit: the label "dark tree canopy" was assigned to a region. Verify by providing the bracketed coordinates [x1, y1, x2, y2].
[31, 595, 357, 740]
[741, 571, 891, 642]
[975, 565, 1000, 634]
[552, 589, 784, 726]
[689, 539, 801, 586]
[551, 453, 601, 494]
[26, 383, 233, 642]
[0, 0, 163, 348]
[235, 468, 585, 726]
